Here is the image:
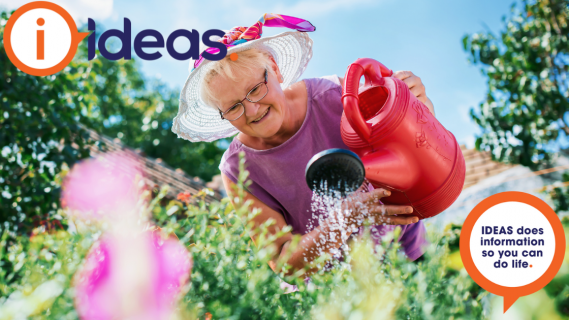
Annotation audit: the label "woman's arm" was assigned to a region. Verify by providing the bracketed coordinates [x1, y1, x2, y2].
[221, 172, 343, 276]
[392, 71, 435, 116]
[221, 173, 417, 277]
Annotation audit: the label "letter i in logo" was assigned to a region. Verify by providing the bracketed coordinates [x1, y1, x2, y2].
[37, 17, 45, 60]
[3, 1, 89, 76]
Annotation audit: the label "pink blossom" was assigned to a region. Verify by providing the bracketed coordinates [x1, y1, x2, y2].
[61, 152, 145, 220]
[73, 231, 192, 320]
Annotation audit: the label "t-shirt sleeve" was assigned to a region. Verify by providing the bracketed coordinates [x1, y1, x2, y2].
[219, 149, 238, 184]
[366, 183, 429, 261]
[305, 75, 344, 117]
[315, 75, 341, 94]
[320, 74, 342, 88]
[218, 146, 288, 218]
[398, 221, 429, 261]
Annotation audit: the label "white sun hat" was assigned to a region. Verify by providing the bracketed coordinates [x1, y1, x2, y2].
[171, 14, 315, 142]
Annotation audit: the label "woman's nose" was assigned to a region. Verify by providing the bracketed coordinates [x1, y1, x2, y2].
[242, 100, 261, 118]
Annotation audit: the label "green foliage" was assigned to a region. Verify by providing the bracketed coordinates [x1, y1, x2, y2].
[77, 29, 228, 182]
[545, 273, 569, 315]
[311, 227, 487, 320]
[463, 0, 569, 168]
[0, 10, 92, 233]
[155, 154, 320, 319]
[542, 218, 569, 316]
[543, 172, 569, 213]
[0, 228, 94, 319]
[9, 3, 569, 317]
[0, 155, 490, 319]
[395, 227, 486, 319]
[0, 9, 226, 234]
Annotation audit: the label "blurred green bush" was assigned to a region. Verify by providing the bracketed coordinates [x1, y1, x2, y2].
[0, 10, 227, 235]
[463, 0, 569, 169]
[0, 156, 489, 320]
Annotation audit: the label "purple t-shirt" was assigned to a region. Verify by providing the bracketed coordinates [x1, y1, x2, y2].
[219, 75, 428, 261]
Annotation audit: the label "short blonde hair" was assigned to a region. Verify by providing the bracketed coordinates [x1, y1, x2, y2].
[200, 46, 276, 110]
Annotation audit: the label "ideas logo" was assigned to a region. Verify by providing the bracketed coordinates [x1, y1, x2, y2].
[3, 1, 227, 77]
[3, 1, 89, 76]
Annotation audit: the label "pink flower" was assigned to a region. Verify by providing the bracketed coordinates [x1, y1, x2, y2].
[73, 230, 192, 320]
[61, 152, 145, 220]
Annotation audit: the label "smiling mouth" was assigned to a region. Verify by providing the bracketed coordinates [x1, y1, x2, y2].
[251, 107, 270, 123]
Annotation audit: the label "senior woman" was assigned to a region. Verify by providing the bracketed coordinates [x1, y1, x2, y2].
[172, 14, 432, 277]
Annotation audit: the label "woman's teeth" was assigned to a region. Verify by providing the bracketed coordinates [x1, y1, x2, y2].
[252, 107, 269, 123]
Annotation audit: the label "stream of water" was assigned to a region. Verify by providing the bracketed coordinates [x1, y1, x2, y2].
[305, 180, 392, 269]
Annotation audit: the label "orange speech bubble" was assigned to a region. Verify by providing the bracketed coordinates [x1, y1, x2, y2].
[3, 1, 89, 76]
[460, 191, 565, 313]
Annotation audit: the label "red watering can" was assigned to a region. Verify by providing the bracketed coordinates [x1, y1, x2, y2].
[340, 58, 466, 219]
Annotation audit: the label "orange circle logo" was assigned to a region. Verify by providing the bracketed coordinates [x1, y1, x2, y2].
[3, 1, 90, 76]
[459, 191, 566, 313]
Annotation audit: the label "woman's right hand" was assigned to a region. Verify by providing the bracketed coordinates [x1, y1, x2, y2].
[339, 183, 419, 228]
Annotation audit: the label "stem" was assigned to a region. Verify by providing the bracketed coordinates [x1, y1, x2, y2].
[271, 215, 355, 277]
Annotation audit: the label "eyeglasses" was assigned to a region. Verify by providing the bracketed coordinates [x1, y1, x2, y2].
[219, 69, 269, 121]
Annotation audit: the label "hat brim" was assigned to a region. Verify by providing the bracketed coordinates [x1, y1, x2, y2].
[172, 31, 314, 142]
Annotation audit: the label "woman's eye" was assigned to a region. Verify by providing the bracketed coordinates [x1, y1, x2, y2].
[227, 105, 238, 113]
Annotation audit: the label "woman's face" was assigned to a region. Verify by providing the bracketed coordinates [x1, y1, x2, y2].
[210, 63, 286, 139]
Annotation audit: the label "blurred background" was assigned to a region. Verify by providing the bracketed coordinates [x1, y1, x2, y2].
[1, 0, 569, 319]
[0, 0, 522, 150]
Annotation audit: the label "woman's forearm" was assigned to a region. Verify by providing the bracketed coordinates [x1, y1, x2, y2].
[273, 217, 353, 277]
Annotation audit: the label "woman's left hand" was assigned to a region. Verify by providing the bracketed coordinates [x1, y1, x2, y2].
[393, 71, 435, 116]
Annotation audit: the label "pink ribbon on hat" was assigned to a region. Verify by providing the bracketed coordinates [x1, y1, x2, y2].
[193, 13, 315, 70]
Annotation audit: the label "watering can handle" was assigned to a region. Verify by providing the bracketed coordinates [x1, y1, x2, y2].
[341, 58, 393, 142]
